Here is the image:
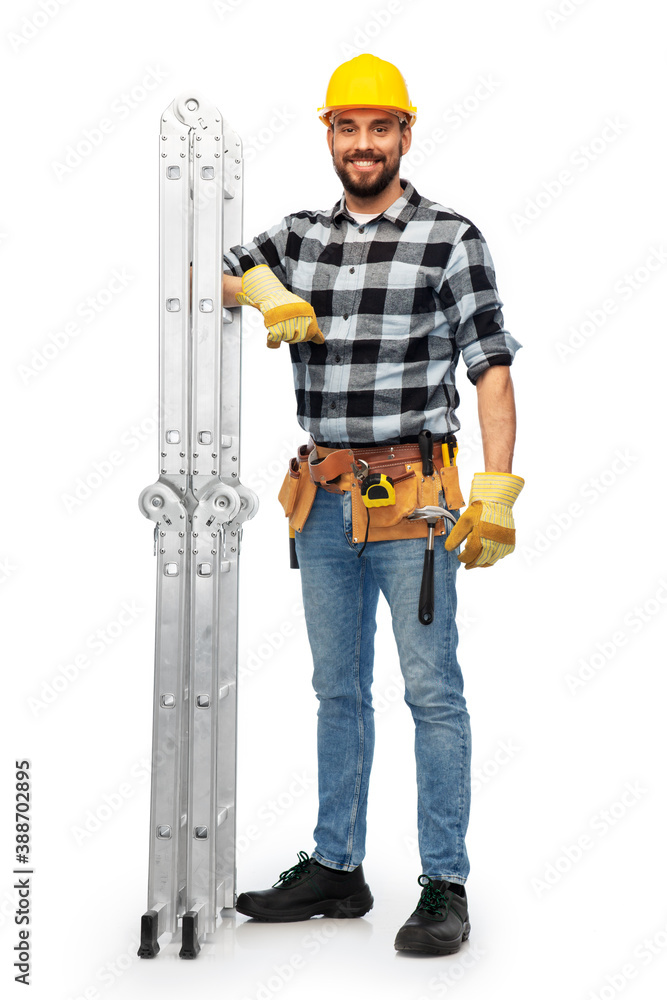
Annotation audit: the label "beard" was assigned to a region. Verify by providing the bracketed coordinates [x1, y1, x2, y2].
[331, 140, 402, 200]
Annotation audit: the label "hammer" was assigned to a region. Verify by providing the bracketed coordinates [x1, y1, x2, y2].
[409, 431, 456, 625]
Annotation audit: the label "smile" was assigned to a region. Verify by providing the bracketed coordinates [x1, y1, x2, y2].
[349, 159, 381, 171]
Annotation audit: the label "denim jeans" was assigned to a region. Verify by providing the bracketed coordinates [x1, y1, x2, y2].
[294, 485, 471, 884]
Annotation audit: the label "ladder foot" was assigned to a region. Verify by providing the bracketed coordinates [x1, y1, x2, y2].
[137, 910, 160, 958]
[179, 911, 201, 959]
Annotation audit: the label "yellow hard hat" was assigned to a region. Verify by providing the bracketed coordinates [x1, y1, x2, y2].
[318, 53, 417, 128]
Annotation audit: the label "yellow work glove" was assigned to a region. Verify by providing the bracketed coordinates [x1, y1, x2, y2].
[445, 472, 524, 569]
[235, 264, 325, 349]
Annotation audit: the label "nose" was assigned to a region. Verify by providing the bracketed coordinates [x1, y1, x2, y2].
[353, 126, 379, 151]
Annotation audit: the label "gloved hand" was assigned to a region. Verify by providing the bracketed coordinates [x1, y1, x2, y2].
[444, 472, 524, 569]
[235, 264, 325, 349]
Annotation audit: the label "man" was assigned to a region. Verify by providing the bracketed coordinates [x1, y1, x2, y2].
[222, 53, 523, 956]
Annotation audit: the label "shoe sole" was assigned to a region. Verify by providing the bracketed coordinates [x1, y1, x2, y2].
[236, 885, 374, 922]
[394, 920, 471, 956]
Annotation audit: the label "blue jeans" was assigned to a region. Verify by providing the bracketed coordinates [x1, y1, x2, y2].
[294, 486, 471, 884]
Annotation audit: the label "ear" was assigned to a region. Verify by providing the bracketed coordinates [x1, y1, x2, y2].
[326, 126, 334, 157]
[401, 125, 412, 156]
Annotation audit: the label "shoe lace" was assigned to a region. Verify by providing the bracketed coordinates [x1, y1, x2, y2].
[272, 850, 313, 888]
[416, 874, 450, 917]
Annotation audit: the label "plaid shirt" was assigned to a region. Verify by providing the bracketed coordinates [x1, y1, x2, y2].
[223, 178, 521, 447]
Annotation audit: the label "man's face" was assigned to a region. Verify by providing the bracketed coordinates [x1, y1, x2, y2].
[327, 108, 411, 200]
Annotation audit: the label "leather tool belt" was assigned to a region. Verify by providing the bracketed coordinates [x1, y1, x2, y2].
[278, 437, 465, 544]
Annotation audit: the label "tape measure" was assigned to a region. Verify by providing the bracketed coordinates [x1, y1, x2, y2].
[360, 473, 395, 508]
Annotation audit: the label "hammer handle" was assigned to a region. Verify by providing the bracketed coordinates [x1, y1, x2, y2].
[418, 548, 435, 625]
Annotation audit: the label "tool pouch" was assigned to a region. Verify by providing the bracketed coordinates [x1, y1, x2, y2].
[351, 469, 418, 537]
[278, 450, 318, 532]
[439, 465, 465, 511]
[350, 459, 463, 544]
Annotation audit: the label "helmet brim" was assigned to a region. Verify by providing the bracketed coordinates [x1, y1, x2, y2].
[318, 104, 417, 128]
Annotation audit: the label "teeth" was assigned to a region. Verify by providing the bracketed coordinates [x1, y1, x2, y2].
[353, 160, 377, 166]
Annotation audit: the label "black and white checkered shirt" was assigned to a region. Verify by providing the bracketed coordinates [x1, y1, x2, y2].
[223, 178, 521, 447]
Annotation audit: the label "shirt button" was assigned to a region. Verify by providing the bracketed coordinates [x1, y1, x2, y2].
[335, 355, 341, 362]
[343, 313, 349, 320]
[359, 227, 365, 234]
[349, 267, 355, 274]
[330, 401, 337, 410]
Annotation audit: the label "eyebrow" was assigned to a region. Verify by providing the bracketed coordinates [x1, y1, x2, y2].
[335, 117, 395, 127]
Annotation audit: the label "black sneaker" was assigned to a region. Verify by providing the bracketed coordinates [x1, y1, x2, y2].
[235, 850, 374, 922]
[394, 875, 470, 955]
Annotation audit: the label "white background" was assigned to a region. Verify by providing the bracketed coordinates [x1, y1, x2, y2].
[2, 0, 666, 997]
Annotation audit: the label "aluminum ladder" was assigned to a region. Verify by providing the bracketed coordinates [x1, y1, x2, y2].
[137, 90, 257, 959]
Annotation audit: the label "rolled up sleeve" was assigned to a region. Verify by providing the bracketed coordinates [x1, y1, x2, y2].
[437, 223, 522, 385]
[223, 216, 291, 283]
